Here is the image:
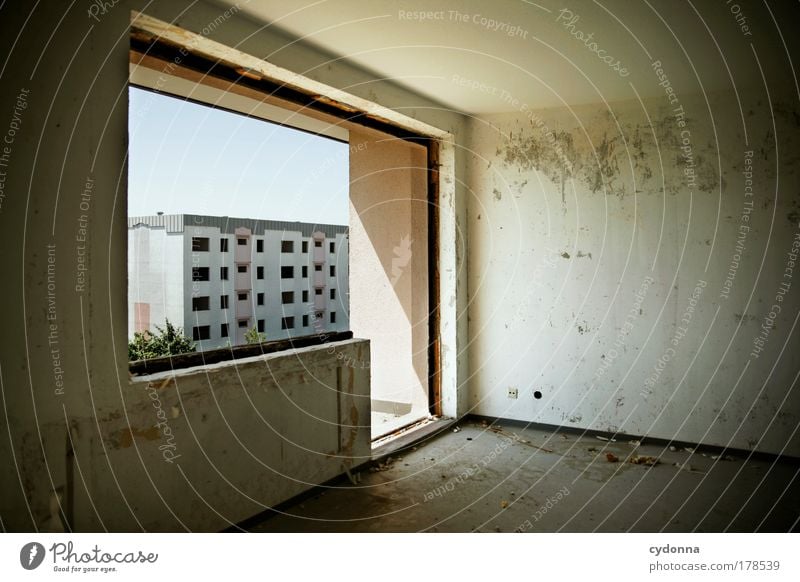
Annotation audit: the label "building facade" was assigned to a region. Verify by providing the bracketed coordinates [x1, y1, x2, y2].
[128, 214, 349, 351]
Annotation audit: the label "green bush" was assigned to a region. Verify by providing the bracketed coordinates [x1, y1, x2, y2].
[244, 326, 266, 344]
[128, 320, 196, 361]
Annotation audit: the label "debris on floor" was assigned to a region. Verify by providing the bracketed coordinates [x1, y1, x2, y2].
[669, 445, 677, 452]
[629, 455, 659, 466]
[587, 446, 599, 452]
[684, 447, 695, 453]
[605, 452, 619, 462]
[711, 454, 736, 461]
[674, 461, 705, 474]
[369, 457, 395, 472]
[489, 426, 554, 452]
[500, 500, 509, 509]
[596, 436, 617, 442]
[628, 440, 641, 446]
[453, 426, 460, 433]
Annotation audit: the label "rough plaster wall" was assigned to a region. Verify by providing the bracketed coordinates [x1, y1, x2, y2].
[467, 90, 800, 456]
[349, 129, 429, 424]
[0, 0, 468, 531]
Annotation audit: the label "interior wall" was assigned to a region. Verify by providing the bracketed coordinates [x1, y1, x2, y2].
[466, 89, 800, 456]
[349, 129, 429, 436]
[0, 0, 468, 531]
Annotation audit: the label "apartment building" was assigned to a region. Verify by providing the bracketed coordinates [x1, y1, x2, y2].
[128, 213, 349, 350]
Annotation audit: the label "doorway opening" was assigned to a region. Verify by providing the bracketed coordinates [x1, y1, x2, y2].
[129, 12, 448, 443]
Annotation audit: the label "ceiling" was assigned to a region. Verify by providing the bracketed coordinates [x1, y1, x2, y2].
[212, 0, 793, 114]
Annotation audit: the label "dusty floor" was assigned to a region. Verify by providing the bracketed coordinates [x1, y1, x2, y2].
[249, 420, 800, 532]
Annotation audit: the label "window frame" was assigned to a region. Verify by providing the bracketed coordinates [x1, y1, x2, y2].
[192, 296, 210, 311]
[192, 325, 211, 341]
[128, 17, 450, 418]
[191, 237, 209, 252]
[192, 266, 210, 281]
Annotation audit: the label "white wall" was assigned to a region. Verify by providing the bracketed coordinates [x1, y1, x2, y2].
[128, 225, 184, 333]
[466, 90, 800, 456]
[350, 129, 430, 434]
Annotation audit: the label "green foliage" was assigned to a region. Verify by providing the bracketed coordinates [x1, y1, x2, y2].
[128, 319, 196, 361]
[244, 326, 266, 344]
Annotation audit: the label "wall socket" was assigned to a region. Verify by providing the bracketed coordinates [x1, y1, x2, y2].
[507, 387, 519, 399]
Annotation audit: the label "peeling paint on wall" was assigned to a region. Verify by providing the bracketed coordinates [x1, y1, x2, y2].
[468, 90, 800, 456]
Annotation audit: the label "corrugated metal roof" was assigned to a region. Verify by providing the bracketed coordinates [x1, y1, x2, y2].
[128, 214, 348, 237]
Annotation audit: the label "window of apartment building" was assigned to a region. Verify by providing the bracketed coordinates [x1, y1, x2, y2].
[330, 312, 336, 324]
[220, 295, 229, 309]
[314, 265, 322, 272]
[237, 238, 247, 246]
[314, 311, 323, 321]
[281, 316, 295, 330]
[220, 266, 229, 280]
[329, 242, 335, 253]
[192, 296, 210, 311]
[192, 325, 210, 340]
[281, 240, 294, 253]
[302, 290, 309, 302]
[238, 320, 249, 328]
[302, 241, 308, 253]
[220, 238, 229, 252]
[329, 265, 336, 277]
[281, 291, 294, 304]
[237, 265, 247, 274]
[301, 266, 308, 278]
[220, 323, 229, 338]
[302, 314, 309, 327]
[238, 292, 248, 301]
[258, 319, 265, 333]
[192, 267, 210, 281]
[257, 266, 264, 279]
[257, 292, 264, 306]
[314, 240, 322, 248]
[281, 266, 294, 278]
[256, 239, 264, 252]
[191, 237, 209, 252]
[330, 288, 336, 300]
[315, 288, 322, 296]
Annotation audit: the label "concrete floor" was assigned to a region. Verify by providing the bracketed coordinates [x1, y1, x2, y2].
[371, 410, 427, 440]
[249, 420, 800, 532]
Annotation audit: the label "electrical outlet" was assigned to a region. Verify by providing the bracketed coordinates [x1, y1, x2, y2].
[507, 387, 518, 399]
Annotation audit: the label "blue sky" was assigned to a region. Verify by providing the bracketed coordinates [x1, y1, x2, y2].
[127, 87, 349, 225]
